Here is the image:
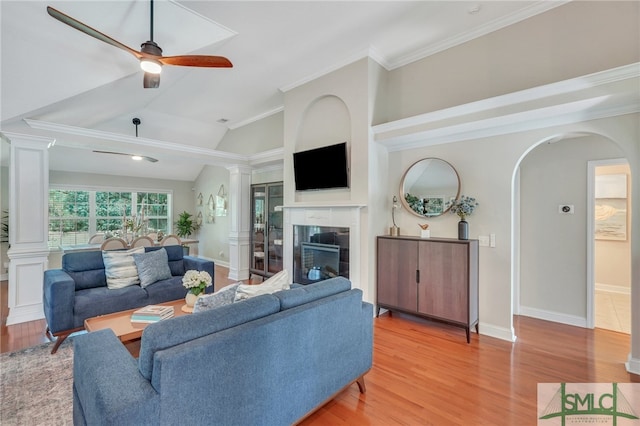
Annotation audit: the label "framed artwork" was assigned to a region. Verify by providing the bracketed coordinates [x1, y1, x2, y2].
[206, 194, 215, 223]
[197, 192, 203, 206]
[595, 174, 627, 241]
[215, 185, 227, 217]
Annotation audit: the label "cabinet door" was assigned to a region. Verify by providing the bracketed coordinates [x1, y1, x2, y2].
[377, 238, 418, 311]
[250, 185, 266, 274]
[266, 184, 283, 274]
[417, 241, 469, 323]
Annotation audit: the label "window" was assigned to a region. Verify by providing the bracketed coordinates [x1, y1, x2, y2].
[49, 190, 90, 248]
[48, 188, 172, 248]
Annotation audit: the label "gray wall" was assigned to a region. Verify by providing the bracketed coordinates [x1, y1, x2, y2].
[216, 111, 284, 155]
[519, 135, 625, 319]
[383, 1, 640, 123]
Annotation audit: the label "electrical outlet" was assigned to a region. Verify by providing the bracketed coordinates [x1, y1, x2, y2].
[478, 236, 490, 247]
[559, 205, 574, 214]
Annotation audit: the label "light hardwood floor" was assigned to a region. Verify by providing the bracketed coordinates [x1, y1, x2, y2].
[2, 267, 639, 424]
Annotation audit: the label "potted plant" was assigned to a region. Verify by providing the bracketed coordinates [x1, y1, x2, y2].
[174, 211, 199, 255]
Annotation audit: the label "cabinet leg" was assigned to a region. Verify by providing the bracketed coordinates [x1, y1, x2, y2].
[466, 327, 470, 343]
[376, 306, 380, 317]
[475, 323, 479, 334]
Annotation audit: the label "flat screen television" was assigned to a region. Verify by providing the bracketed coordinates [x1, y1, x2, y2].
[293, 142, 349, 191]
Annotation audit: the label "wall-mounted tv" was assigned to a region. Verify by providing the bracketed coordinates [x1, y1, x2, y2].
[293, 142, 349, 191]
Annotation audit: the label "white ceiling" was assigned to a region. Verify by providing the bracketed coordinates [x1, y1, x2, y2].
[0, 1, 564, 181]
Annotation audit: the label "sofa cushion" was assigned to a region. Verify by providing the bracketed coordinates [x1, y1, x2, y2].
[133, 248, 172, 288]
[193, 283, 239, 313]
[74, 285, 149, 328]
[234, 270, 291, 302]
[143, 276, 188, 304]
[139, 294, 281, 383]
[102, 247, 145, 289]
[62, 250, 107, 290]
[275, 276, 351, 310]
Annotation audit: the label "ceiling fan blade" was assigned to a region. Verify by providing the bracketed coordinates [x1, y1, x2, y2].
[158, 55, 233, 68]
[143, 72, 160, 89]
[47, 6, 142, 60]
[93, 150, 158, 163]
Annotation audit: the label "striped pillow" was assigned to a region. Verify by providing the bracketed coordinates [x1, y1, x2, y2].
[102, 247, 145, 289]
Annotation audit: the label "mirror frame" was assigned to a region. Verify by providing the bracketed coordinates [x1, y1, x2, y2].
[399, 158, 460, 218]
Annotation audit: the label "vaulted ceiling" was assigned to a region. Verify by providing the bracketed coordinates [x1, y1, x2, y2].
[1, 1, 564, 181]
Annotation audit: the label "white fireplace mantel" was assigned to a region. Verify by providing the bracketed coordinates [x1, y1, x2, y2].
[283, 204, 366, 293]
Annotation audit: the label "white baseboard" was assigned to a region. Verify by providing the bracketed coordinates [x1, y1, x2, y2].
[479, 323, 517, 342]
[595, 282, 631, 295]
[214, 258, 229, 268]
[6, 303, 45, 326]
[626, 354, 640, 375]
[0, 273, 7, 281]
[519, 305, 587, 328]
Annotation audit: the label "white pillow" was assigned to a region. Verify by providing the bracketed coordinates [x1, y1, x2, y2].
[102, 247, 145, 289]
[234, 270, 291, 302]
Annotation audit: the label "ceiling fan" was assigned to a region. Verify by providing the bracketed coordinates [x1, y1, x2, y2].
[47, 0, 233, 88]
[93, 150, 158, 163]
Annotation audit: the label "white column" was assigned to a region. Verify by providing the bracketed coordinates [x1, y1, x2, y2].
[227, 165, 252, 281]
[3, 132, 53, 325]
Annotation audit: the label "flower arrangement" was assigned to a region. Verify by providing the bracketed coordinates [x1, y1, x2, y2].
[449, 195, 478, 221]
[182, 270, 212, 296]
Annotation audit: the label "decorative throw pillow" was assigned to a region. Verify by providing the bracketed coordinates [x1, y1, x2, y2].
[132, 248, 173, 288]
[102, 247, 145, 290]
[234, 269, 291, 302]
[193, 283, 240, 313]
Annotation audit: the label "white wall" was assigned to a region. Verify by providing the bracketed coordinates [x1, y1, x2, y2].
[193, 165, 231, 267]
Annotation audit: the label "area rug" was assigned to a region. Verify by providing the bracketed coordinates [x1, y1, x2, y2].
[0, 341, 73, 425]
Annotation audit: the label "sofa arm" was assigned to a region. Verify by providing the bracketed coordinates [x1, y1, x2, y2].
[183, 256, 214, 277]
[73, 329, 160, 425]
[43, 269, 76, 333]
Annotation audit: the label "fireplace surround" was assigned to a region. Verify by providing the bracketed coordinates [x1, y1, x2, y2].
[283, 205, 364, 293]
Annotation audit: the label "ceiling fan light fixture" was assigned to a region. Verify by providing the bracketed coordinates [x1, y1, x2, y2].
[140, 59, 162, 74]
[131, 155, 144, 161]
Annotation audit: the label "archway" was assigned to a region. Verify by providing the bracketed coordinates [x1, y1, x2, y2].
[512, 131, 632, 343]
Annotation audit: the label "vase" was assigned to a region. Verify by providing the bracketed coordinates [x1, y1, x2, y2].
[458, 220, 469, 240]
[185, 291, 199, 308]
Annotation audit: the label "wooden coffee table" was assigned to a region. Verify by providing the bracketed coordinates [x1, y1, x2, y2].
[84, 299, 189, 356]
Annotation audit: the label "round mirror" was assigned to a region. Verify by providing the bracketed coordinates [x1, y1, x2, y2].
[400, 158, 460, 217]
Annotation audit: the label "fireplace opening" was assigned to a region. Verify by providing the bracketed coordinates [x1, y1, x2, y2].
[293, 226, 349, 284]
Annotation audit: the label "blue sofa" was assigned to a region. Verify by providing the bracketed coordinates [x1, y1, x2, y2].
[43, 245, 214, 354]
[72, 277, 373, 425]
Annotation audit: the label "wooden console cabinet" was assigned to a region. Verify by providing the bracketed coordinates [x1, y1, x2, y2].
[376, 236, 479, 342]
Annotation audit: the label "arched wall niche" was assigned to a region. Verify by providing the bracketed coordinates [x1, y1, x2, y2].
[295, 94, 351, 152]
[294, 94, 352, 202]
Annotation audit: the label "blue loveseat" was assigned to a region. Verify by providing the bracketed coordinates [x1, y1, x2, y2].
[43, 245, 214, 354]
[72, 277, 373, 425]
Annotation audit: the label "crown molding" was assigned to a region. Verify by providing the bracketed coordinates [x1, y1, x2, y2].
[227, 106, 284, 130]
[23, 119, 248, 162]
[373, 63, 640, 151]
